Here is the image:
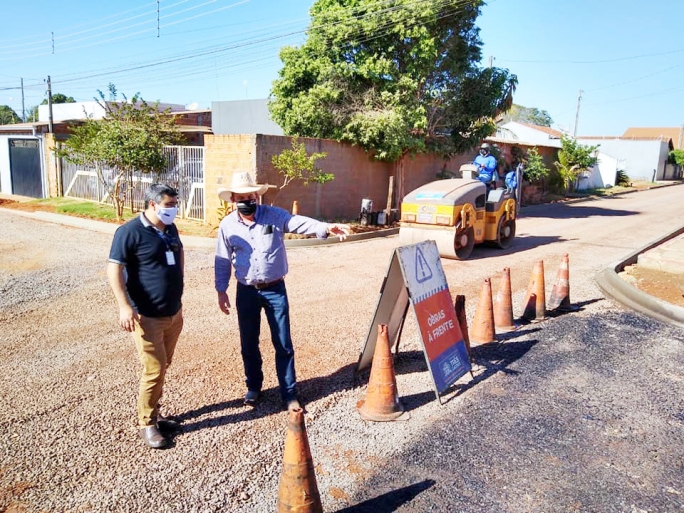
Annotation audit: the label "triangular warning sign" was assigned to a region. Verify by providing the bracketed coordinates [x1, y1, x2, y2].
[415, 246, 433, 283]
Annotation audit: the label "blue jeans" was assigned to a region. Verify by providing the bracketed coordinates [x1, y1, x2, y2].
[236, 281, 296, 401]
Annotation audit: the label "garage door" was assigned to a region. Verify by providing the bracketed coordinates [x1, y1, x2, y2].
[9, 138, 43, 198]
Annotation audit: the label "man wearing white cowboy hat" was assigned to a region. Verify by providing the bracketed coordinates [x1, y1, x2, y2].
[214, 171, 350, 412]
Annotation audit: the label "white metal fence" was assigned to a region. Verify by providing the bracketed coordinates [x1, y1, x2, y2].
[60, 146, 205, 221]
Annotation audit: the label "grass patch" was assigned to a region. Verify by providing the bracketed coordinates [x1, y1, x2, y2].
[55, 198, 137, 221]
[5, 196, 217, 238]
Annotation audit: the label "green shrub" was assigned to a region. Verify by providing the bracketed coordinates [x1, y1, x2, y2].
[523, 147, 550, 183]
[615, 169, 630, 186]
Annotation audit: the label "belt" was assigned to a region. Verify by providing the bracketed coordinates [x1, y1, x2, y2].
[250, 278, 284, 290]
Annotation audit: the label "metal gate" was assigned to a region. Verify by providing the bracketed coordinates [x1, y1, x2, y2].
[9, 138, 43, 198]
[163, 146, 205, 221]
[60, 145, 205, 221]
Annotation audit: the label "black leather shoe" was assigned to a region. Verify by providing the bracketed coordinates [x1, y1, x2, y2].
[139, 425, 168, 449]
[244, 390, 260, 407]
[157, 415, 181, 433]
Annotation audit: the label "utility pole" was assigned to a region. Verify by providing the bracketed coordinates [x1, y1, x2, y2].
[678, 123, 683, 150]
[573, 89, 583, 137]
[489, 55, 494, 69]
[47, 75, 54, 133]
[21, 78, 26, 122]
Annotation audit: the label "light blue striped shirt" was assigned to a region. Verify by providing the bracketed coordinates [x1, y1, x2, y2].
[214, 205, 329, 291]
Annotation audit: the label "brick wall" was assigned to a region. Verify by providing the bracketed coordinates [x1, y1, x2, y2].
[203, 134, 478, 224]
[253, 135, 472, 221]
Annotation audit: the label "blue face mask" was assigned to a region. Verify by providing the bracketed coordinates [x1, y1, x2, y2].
[236, 199, 258, 216]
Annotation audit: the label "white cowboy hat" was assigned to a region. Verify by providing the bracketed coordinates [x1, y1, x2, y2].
[217, 171, 269, 202]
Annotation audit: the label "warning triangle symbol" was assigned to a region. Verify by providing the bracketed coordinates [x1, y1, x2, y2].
[415, 247, 433, 283]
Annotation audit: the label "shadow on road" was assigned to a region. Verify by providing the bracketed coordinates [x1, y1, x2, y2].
[431, 336, 540, 406]
[462, 234, 566, 260]
[521, 201, 639, 220]
[334, 479, 436, 513]
[176, 361, 362, 433]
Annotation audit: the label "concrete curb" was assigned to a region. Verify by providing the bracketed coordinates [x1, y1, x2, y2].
[284, 227, 399, 247]
[595, 223, 684, 329]
[0, 208, 119, 235]
[520, 180, 683, 211]
[0, 207, 399, 250]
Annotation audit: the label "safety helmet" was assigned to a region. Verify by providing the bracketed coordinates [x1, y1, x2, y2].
[480, 143, 490, 150]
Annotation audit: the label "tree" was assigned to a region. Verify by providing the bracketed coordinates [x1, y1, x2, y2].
[0, 105, 21, 124]
[271, 136, 333, 206]
[269, 0, 517, 199]
[57, 85, 183, 220]
[503, 104, 553, 126]
[553, 135, 599, 193]
[46, 93, 76, 105]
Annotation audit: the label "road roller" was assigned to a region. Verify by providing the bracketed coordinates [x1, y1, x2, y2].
[398, 164, 519, 260]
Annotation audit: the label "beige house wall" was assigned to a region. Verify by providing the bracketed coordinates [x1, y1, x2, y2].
[204, 134, 257, 226]
[44, 133, 60, 198]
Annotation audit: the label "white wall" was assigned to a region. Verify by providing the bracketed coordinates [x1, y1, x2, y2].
[576, 152, 617, 190]
[578, 138, 669, 182]
[39, 101, 186, 122]
[0, 136, 11, 193]
[0, 135, 43, 194]
[212, 99, 284, 135]
[495, 121, 563, 148]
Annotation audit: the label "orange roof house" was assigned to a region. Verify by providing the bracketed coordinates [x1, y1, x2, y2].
[622, 127, 684, 150]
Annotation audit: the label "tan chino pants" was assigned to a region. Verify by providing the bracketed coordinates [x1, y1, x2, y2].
[132, 310, 183, 427]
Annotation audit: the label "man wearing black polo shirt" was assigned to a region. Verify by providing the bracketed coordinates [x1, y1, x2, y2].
[107, 183, 184, 449]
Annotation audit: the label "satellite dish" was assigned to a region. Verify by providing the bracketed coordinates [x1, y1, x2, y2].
[187, 102, 199, 110]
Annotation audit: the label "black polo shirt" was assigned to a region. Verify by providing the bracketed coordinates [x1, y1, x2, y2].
[109, 214, 184, 317]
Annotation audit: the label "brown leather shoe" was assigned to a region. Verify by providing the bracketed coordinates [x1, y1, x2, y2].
[139, 425, 168, 449]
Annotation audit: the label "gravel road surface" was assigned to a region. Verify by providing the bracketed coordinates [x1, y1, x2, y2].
[1, 185, 683, 512]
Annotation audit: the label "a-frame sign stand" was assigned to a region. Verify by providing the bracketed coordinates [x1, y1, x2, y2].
[355, 241, 471, 403]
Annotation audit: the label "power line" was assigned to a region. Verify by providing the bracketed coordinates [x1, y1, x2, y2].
[1, 0, 491, 111]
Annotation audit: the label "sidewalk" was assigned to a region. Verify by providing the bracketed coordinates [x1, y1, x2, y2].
[596, 224, 684, 329]
[0, 206, 398, 250]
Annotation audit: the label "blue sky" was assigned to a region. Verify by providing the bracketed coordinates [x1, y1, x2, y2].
[1, 0, 682, 136]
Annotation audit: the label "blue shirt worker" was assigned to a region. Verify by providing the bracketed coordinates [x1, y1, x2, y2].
[214, 172, 351, 412]
[505, 170, 518, 192]
[107, 184, 184, 450]
[473, 143, 498, 185]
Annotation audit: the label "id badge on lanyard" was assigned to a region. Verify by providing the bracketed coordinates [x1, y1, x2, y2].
[156, 230, 177, 266]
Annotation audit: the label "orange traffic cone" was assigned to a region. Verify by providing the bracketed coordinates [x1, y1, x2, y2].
[493, 268, 516, 332]
[357, 324, 409, 421]
[453, 295, 471, 358]
[522, 260, 547, 321]
[470, 279, 496, 345]
[548, 254, 572, 311]
[292, 200, 299, 215]
[277, 408, 323, 513]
